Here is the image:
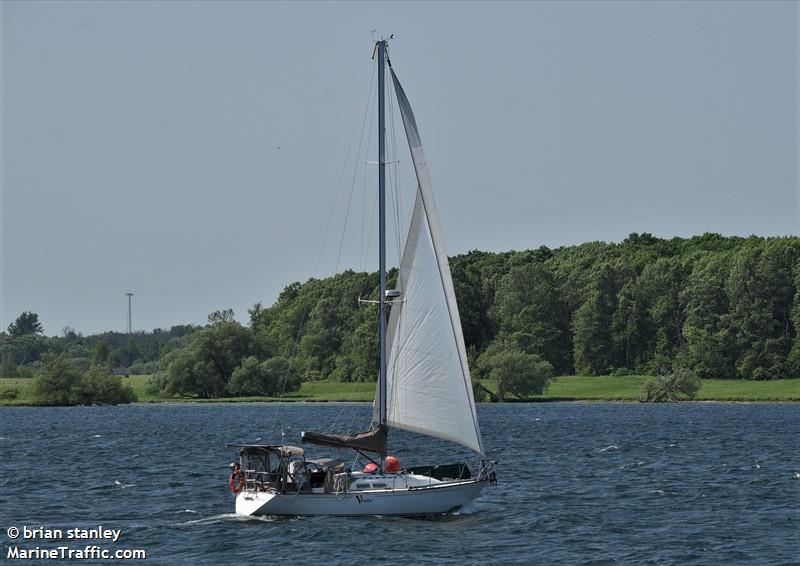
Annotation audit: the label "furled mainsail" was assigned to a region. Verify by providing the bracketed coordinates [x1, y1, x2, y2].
[301, 425, 387, 457]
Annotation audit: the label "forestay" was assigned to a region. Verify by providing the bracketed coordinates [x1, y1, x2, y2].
[377, 67, 483, 455]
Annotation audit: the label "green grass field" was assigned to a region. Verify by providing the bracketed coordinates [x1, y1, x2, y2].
[0, 377, 35, 405]
[694, 378, 800, 401]
[110, 375, 375, 404]
[0, 375, 376, 405]
[2, 374, 798, 406]
[481, 375, 800, 402]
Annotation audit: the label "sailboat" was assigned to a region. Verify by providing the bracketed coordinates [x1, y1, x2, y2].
[230, 40, 496, 517]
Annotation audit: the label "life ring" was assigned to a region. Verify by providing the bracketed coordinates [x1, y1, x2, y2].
[228, 471, 244, 494]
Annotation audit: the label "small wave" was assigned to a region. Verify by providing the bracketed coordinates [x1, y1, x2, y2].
[456, 503, 477, 515]
[597, 445, 619, 453]
[792, 472, 800, 480]
[178, 513, 237, 526]
[650, 490, 666, 496]
[91, 434, 102, 438]
[86, 480, 135, 491]
[174, 509, 200, 514]
[178, 513, 280, 526]
[754, 464, 761, 469]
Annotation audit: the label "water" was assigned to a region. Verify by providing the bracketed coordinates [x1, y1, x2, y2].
[1, 402, 798, 564]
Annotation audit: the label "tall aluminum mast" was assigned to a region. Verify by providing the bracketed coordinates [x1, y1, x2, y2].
[377, 39, 388, 428]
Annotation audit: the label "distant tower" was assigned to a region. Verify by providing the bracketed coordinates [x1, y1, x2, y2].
[125, 292, 134, 334]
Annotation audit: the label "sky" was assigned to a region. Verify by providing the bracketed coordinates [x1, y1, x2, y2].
[1, 1, 798, 336]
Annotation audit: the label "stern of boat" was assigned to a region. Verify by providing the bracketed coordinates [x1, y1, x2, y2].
[235, 490, 278, 516]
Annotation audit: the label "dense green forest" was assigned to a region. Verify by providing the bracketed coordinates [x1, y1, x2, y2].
[153, 233, 800, 397]
[3, 233, 799, 401]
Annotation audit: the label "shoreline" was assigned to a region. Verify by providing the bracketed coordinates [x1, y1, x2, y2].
[2, 375, 798, 407]
[2, 398, 798, 408]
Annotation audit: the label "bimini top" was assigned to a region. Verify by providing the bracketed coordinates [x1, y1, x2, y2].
[226, 444, 305, 457]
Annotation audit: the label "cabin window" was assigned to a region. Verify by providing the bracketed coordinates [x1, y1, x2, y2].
[356, 481, 387, 489]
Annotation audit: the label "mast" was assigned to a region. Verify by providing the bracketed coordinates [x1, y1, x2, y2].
[377, 39, 388, 428]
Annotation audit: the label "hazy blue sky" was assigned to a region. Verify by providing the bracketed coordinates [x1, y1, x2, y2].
[2, 1, 798, 335]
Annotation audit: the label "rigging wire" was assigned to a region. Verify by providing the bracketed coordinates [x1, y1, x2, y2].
[360, 155, 368, 270]
[362, 179, 378, 270]
[329, 55, 380, 434]
[314, 61, 375, 276]
[339, 48, 408, 436]
[334, 63, 377, 275]
[361, 83, 377, 270]
[271, 56, 377, 435]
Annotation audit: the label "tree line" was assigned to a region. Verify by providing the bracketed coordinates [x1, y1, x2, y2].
[3, 233, 798, 401]
[151, 233, 799, 398]
[460, 233, 798, 380]
[0, 321, 198, 378]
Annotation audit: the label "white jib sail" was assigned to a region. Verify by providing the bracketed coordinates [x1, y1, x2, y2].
[381, 67, 483, 455]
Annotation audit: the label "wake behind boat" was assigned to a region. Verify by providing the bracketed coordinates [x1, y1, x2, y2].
[228, 39, 496, 517]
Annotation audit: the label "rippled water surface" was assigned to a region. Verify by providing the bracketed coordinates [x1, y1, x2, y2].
[1, 402, 798, 564]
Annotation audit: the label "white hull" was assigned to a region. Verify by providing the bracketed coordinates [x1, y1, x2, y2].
[235, 478, 487, 517]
